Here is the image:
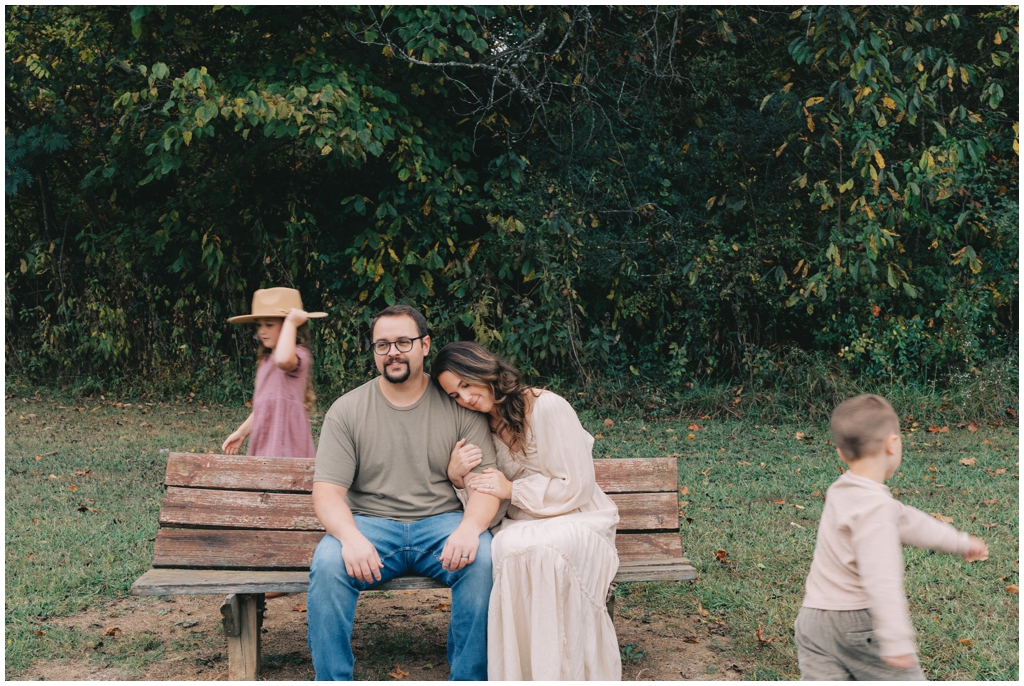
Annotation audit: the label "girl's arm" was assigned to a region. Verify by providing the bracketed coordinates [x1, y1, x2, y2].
[222, 412, 254, 454]
[273, 309, 308, 371]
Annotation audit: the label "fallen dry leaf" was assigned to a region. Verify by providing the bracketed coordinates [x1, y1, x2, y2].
[959, 458, 976, 466]
[755, 626, 773, 643]
[594, 433, 603, 440]
[36, 630, 46, 636]
[774, 499, 785, 505]
[715, 549, 728, 563]
[103, 627, 122, 638]
[688, 423, 700, 431]
[293, 604, 307, 613]
[603, 418, 614, 427]
[994, 468, 1006, 475]
[698, 602, 709, 617]
[928, 426, 950, 433]
[679, 486, 689, 496]
[1006, 585, 1019, 595]
[959, 638, 974, 647]
[795, 432, 805, 440]
[74, 469, 92, 476]
[929, 513, 954, 523]
[981, 499, 999, 505]
[981, 439, 992, 445]
[967, 421, 980, 432]
[681, 637, 700, 643]
[432, 602, 451, 612]
[388, 665, 409, 680]
[981, 523, 998, 529]
[686, 433, 696, 440]
[928, 465, 938, 472]
[791, 503, 805, 510]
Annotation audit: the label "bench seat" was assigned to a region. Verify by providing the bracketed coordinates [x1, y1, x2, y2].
[133, 452, 697, 679]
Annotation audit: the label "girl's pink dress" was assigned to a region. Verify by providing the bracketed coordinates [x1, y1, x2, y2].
[247, 346, 316, 458]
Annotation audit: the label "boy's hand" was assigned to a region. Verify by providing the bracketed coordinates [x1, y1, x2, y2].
[963, 536, 989, 562]
[447, 438, 483, 488]
[881, 654, 918, 670]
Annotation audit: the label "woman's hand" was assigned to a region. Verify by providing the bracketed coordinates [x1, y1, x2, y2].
[222, 430, 247, 455]
[465, 468, 513, 500]
[448, 438, 483, 488]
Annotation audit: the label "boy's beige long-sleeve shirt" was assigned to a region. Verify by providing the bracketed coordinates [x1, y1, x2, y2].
[802, 471, 971, 657]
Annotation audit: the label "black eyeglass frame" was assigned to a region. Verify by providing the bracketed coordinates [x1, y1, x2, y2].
[371, 335, 426, 355]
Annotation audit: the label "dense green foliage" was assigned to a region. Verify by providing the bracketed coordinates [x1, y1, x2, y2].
[6, 6, 1018, 399]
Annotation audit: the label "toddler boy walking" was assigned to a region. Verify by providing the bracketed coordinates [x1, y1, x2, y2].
[795, 394, 988, 680]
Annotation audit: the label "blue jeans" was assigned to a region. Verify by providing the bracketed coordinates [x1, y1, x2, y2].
[307, 511, 492, 680]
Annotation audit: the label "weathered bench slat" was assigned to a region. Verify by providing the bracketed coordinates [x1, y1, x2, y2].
[165, 453, 315, 492]
[153, 530, 322, 568]
[153, 529, 683, 569]
[159, 487, 323, 530]
[166, 453, 679, 494]
[593, 457, 677, 493]
[158, 488, 678, 532]
[615, 532, 683, 560]
[611, 492, 679, 530]
[132, 556, 697, 597]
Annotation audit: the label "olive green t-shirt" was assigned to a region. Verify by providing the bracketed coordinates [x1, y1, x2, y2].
[314, 377, 498, 522]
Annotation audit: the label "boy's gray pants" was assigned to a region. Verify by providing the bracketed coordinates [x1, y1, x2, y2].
[795, 607, 926, 681]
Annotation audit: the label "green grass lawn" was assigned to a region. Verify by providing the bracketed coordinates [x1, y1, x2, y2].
[5, 388, 1019, 680]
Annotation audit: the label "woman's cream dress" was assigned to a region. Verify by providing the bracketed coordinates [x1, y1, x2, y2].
[471, 391, 621, 680]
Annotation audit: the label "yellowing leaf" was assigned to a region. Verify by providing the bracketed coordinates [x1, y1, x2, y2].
[804, 96, 824, 108]
[874, 150, 885, 169]
[775, 141, 788, 157]
[994, 30, 1002, 45]
[706, 196, 716, 211]
[959, 66, 969, 84]
[881, 96, 896, 109]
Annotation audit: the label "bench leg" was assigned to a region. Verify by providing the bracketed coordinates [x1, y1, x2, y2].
[221, 593, 263, 680]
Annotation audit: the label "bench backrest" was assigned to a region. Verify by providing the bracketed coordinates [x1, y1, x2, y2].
[153, 453, 681, 570]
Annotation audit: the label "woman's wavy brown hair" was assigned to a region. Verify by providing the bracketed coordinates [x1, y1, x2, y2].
[431, 341, 536, 451]
[257, 321, 316, 413]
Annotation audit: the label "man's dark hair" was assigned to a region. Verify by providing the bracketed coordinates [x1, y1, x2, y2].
[370, 304, 429, 340]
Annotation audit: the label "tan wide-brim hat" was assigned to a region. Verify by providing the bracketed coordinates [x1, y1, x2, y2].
[226, 287, 328, 324]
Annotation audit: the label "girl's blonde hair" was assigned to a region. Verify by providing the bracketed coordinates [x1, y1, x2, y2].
[257, 322, 316, 413]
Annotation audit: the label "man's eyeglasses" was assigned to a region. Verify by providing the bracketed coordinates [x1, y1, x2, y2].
[372, 336, 425, 355]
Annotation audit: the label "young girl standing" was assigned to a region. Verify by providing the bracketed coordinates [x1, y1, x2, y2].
[222, 287, 326, 458]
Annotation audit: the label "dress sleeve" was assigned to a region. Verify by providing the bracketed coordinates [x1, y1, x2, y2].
[896, 501, 971, 554]
[509, 393, 596, 517]
[286, 346, 309, 378]
[850, 498, 918, 657]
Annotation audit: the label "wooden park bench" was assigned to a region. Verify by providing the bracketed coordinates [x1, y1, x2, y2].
[132, 452, 697, 680]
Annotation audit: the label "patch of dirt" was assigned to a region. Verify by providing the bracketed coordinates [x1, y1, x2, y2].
[18, 590, 747, 681]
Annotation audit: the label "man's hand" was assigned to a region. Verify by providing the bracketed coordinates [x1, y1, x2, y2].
[963, 536, 989, 562]
[340, 531, 384, 583]
[447, 438, 483, 488]
[465, 468, 513, 500]
[440, 523, 480, 572]
[881, 654, 918, 670]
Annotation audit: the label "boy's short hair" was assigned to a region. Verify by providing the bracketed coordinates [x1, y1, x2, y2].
[370, 304, 429, 340]
[830, 394, 900, 459]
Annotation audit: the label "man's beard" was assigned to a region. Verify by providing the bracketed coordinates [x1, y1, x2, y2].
[382, 357, 411, 384]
